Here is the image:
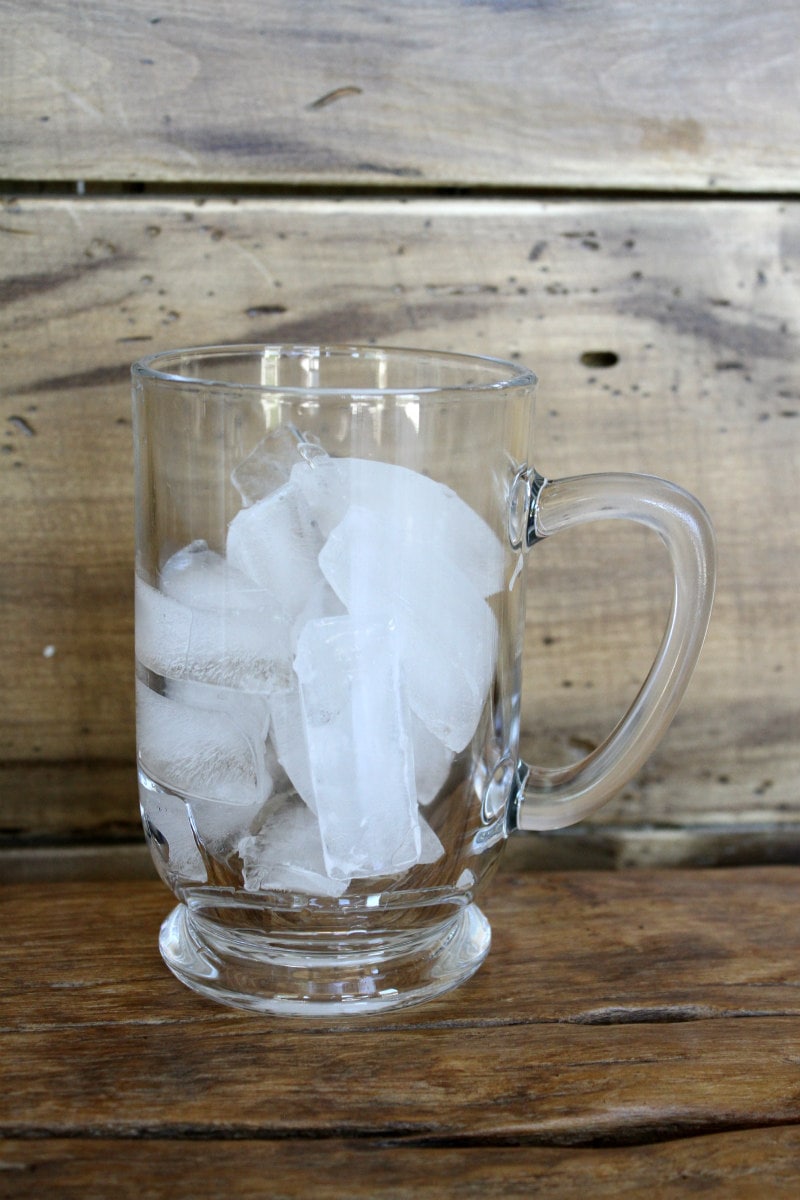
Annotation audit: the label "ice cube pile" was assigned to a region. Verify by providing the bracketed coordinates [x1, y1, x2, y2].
[136, 428, 504, 896]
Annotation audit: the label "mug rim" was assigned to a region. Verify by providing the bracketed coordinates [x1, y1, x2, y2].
[131, 343, 537, 396]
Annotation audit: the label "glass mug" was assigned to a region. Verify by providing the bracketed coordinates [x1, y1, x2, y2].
[132, 345, 715, 1016]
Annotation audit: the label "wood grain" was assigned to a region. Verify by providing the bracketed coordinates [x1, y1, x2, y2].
[4, 0, 800, 190]
[2, 870, 800, 1198]
[3, 1130, 800, 1200]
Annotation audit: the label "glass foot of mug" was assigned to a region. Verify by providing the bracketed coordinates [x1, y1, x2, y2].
[158, 901, 491, 1017]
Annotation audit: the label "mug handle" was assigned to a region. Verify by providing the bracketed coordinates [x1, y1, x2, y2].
[509, 469, 717, 832]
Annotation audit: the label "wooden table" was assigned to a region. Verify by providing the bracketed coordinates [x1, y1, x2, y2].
[2, 867, 800, 1197]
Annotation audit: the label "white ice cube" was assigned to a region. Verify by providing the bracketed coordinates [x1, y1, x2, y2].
[411, 713, 454, 807]
[166, 676, 271, 746]
[418, 813, 445, 865]
[239, 796, 350, 898]
[163, 678, 274, 851]
[160, 541, 272, 611]
[189, 792, 271, 856]
[135, 575, 292, 693]
[292, 456, 505, 596]
[227, 480, 325, 620]
[267, 684, 317, 812]
[319, 506, 498, 752]
[293, 615, 420, 880]
[289, 577, 346, 651]
[136, 679, 271, 806]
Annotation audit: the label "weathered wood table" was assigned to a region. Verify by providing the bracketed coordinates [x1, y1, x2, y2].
[2, 867, 799, 1197]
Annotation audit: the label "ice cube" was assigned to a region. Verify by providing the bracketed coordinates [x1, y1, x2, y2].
[160, 677, 274, 852]
[293, 615, 420, 879]
[292, 456, 505, 596]
[239, 795, 350, 898]
[160, 541, 271, 611]
[231, 426, 302, 506]
[135, 575, 292, 693]
[166, 676, 271, 746]
[289, 456, 350, 539]
[411, 713, 454, 806]
[232, 425, 328, 508]
[267, 684, 317, 812]
[189, 792, 271, 856]
[136, 679, 271, 806]
[226, 480, 325, 620]
[289, 577, 346, 651]
[418, 814, 445, 865]
[139, 778, 206, 882]
[319, 506, 498, 752]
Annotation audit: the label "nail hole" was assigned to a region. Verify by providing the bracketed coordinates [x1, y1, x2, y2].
[580, 351, 619, 368]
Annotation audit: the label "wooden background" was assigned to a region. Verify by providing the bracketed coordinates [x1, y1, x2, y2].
[1, 0, 798, 881]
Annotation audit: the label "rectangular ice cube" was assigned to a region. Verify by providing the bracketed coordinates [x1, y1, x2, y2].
[293, 615, 420, 879]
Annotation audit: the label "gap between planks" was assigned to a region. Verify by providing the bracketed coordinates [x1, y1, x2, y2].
[4, 179, 800, 203]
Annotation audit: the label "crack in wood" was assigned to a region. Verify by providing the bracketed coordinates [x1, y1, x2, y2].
[3, 1116, 799, 1151]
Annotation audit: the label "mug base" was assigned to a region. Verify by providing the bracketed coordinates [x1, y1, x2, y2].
[158, 901, 492, 1016]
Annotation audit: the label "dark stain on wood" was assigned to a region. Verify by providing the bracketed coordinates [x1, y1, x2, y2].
[11, 364, 132, 396]
[640, 117, 707, 155]
[175, 128, 339, 165]
[253, 295, 491, 347]
[618, 289, 791, 360]
[463, 0, 561, 12]
[1, 254, 135, 308]
[355, 162, 425, 178]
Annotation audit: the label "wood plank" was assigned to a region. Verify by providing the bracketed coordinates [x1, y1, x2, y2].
[10, 1013, 798, 1141]
[3, 1129, 800, 1200]
[1, 195, 798, 860]
[4, 1, 800, 191]
[3, 869, 800, 1031]
[0, 841, 151, 884]
[2, 872, 800, 1149]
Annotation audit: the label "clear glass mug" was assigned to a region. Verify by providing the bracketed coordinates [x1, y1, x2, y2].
[132, 345, 716, 1016]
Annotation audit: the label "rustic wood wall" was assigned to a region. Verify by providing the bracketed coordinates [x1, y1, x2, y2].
[2, 0, 798, 880]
